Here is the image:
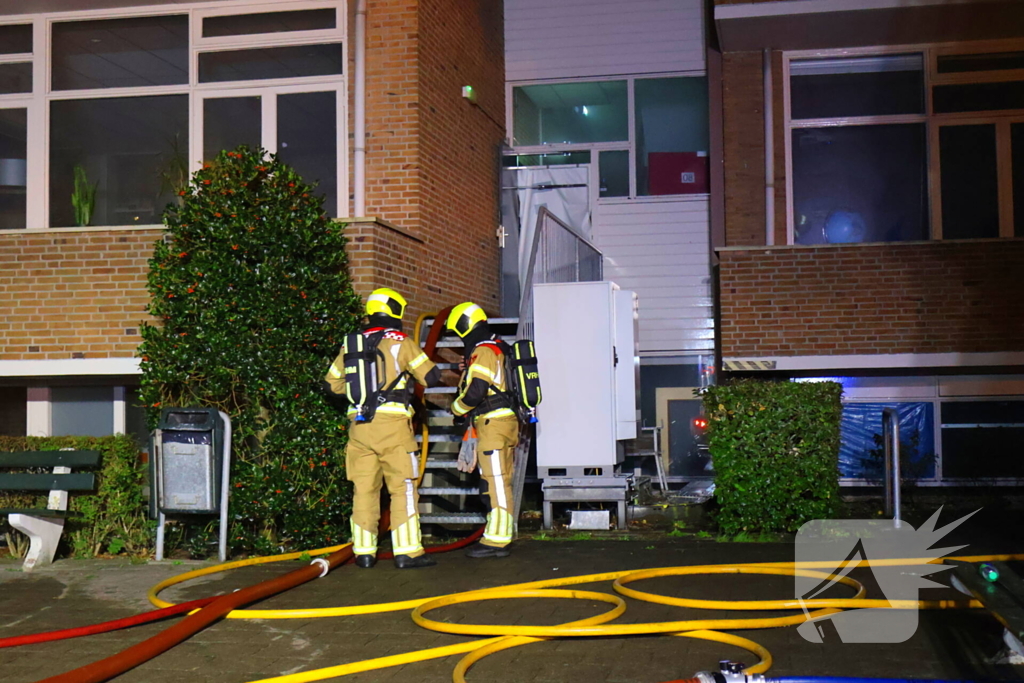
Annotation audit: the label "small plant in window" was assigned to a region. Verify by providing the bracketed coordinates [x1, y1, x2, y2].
[71, 164, 97, 226]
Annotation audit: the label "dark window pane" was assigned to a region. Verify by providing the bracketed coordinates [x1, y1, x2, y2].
[503, 151, 590, 167]
[50, 95, 188, 227]
[199, 44, 343, 83]
[792, 124, 928, 245]
[513, 81, 628, 146]
[277, 92, 337, 216]
[0, 25, 32, 55]
[942, 427, 1024, 478]
[940, 125, 998, 239]
[791, 54, 924, 119]
[203, 9, 336, 37]
[204, 97, 261, 162]
[0, 386, 26, 436]
[636, 77, 709, 196]
[934, 81, 1024, 113]
[0, 63, 31, 94]
[52, 15, 188, 90]
[942, 400, 1024, 424]
[1014, 123, 1024, 237]
[0, 108, 27, 230]
[938, 51, 1024, 73]
[51, 386, 113, 437]
[599, 150, 629, 198]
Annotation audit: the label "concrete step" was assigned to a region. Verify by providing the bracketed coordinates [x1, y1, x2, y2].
[424, 386, 458, 394]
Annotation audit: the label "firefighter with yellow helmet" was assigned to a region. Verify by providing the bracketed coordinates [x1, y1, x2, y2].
[324, 288, 442, 569]
[447, 302, 519, 558]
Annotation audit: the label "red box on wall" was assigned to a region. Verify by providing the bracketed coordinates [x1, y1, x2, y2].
[647, 152, 709, 195]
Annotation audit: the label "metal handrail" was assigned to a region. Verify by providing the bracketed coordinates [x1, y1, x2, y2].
[882, 407, 901, 528]
[517, 206, 603, 337]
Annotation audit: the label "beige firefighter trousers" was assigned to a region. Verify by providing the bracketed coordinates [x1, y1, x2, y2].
[474, 415, 519, 548]
[346, 415, 424, 557]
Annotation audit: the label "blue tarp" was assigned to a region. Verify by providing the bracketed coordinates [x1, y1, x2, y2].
[839, 402, 935, 480]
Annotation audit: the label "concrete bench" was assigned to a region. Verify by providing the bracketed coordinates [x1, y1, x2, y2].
[0, 450, 100, 571]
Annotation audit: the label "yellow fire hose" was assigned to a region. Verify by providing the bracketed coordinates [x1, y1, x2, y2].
[144, 551, 1024, 683]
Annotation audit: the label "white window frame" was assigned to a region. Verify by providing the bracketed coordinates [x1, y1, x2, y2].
[506, 71, 710, 204]
[783, 38, 1024, 245]
[0, 0, 348, 234]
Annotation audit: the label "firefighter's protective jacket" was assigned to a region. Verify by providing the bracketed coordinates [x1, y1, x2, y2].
[325, 328, 437, 419]
[452, 341, 516, 421]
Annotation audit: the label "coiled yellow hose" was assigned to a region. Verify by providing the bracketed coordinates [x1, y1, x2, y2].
[145, 550, 1024, 683]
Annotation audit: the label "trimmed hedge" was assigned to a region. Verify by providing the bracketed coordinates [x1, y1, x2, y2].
[702, 380, 843, 535]
[0, 435, 150, 558]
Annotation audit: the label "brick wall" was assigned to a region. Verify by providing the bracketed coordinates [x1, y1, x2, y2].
[718, 240, 1024, 358]
[0, 229, 158, 361]
[722, 51, 765, 247]
[357, 0, 505, 319]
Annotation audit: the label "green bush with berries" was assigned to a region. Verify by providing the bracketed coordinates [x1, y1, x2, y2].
[139, 146, 362, 557]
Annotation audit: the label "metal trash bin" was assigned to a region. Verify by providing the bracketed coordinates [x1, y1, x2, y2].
[150, 408, 225, 516]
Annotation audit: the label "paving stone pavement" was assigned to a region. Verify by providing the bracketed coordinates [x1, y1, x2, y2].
[1, 539, 1022, 683]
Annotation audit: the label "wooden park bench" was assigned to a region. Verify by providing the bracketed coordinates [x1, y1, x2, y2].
[0, 450, 100, 571]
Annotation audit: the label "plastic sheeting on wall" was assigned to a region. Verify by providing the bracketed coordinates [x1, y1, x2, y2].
[839, 402, 935, 481]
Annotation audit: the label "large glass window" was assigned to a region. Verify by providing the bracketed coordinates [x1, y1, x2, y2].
[511, 77, 709, 199]
[790, 55, 924, 119]
[0, 108, 27, 230]
[792, 124, 928, 245]
[0, 386, 27, 437]
[635, 77, 709, 196]
[51, 16, 189, 90]
[1, 9, 348, 228]
[788, 47, 1024, 243]
[50, 95, 189, 227]
[512, 81, 628, 146]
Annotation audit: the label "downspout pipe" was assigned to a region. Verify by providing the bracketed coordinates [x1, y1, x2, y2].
[354, 0, 367, 217]
[763, 48, 775, 246]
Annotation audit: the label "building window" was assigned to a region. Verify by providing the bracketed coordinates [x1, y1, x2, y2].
[510, 75, 709, 201]
[50, 386, 115, 437]
[786, 42, 1024, 244]
[0, 108, 27, 230]
[635, 77, 709, 196]
[792, 124, 928, 245]
[941, 400, 1024, 479]
[50, 96, 189, 227]
[51, 16, 189, 91]
[0, 2, 346, 230]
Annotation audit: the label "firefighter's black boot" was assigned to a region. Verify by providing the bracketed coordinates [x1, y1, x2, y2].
[393, 553, 437, 569]
[465, 543, 510, 559]
[355, 554, 377, 569]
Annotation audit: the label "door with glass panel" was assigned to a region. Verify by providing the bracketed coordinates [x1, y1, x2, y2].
[197, 87, 340, 216]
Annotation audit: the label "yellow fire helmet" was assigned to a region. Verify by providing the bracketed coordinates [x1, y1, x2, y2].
[365, 287, 407, 319]
[446, 302, 488, 338]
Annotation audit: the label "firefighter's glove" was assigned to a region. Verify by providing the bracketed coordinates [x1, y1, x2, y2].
[457, 428, 478, 473]
[452, 413, 467, 429]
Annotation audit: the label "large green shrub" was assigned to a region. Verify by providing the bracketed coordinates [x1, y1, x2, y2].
[0, 435, 149, 558]
[139, 146, 363, 556]
[702, 380, 843, 535]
